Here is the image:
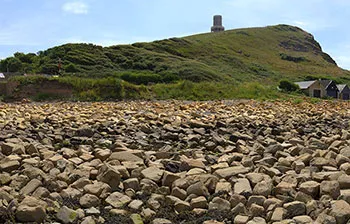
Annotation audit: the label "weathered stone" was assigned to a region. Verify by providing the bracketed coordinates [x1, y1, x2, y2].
[234, 178, 252, 197]
[299, 181, 320, 198]
[141, 208, 156, 219]
[270, 207, 286, 222]
[187, 181, 209, 197]
[0, 160, 20, 173]
[123, 178, 140, 191]
[275, 181, 296, 195]
[0, 173, 11, 185]
[141, 166, 164, 182]
[234, 215, 249, 224]
[162, 171, 181, 187]
[320, 180, 340, 199]
[105, 192, 131, 208]
[329, 200, 350, 224]
[174, 200, 191, 213]
[253, 181, 272, 197]
[338, 174, 350, 189]
[15, 196, 47, 223]
[315, 213, 337, 224]
[190, 196, 208, 209]
[79, 194, 100, 208]
[283, 201, 306, 218]
[96, 164, 121, 191]
[130, 213, 144, 224]
[171, 187, 187, 200]
[215, 181, 232, 193]
[247, 217, 267, 224]
[249, 203, 265, 217]
[151, 218, 172, 224]
[109, 151, 143, 162]
[56, 206, 78, 224]
[208, 197, 231, 211]
[213, 166, 250, 179]
[128, 200, 144, 210]
[19, 179, 42, 195]
[84, 182, 111, 198]
[293, 215, 313, 224]
[81, 216, 96, 224]
[247, 195, 266, 208]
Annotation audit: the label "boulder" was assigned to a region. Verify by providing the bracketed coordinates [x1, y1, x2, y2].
[56, 206, 78, 224]
[208, 197, 231, 211]
[299, 181, 320, 198]
[320, 180, 340, 199]
[234, 178, 252, 197]
[105, 192, 131, 208]
[79, 194, 100, 208]
[96, 164, 121, 191]
[283, 201, 306, 218]
[15, 196, 47, 223]
[141, 167, 164, 182]
[330, 200, 350, 224]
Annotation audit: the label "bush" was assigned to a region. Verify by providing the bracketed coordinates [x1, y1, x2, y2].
[279, 80, 299, 92]
[120, 72, 162, 85]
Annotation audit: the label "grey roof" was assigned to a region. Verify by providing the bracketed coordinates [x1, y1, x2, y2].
[337, 84, 347, 92]
[319, 80, 332, 89]
[295, 80, 316, 89]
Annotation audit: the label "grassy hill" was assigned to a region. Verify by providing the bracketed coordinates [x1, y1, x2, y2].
[2, 24, 350, 85]
[1, 24, 350, 101]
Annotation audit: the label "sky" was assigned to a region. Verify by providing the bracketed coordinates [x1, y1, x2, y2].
[1, 0, 350, 69]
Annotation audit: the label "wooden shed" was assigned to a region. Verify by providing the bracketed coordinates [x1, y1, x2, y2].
[295, 80, 326, 98]
[319, 80, 339, 99]
[337, 84, 350, 100]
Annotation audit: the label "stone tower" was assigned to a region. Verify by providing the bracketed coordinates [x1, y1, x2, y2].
[211, 15, 225, 32]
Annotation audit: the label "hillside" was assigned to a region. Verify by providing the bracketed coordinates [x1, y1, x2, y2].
[1, 24, 350, 85]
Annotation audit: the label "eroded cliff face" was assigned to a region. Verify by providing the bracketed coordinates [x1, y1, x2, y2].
[5, 79, 73, 101]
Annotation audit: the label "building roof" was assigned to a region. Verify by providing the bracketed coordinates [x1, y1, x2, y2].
[337, 84, 348, 92]
[319, 80, 333, 89]
[295, 80, 316, 89]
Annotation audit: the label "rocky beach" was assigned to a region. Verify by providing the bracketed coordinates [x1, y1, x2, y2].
[1, 100, 350, 224]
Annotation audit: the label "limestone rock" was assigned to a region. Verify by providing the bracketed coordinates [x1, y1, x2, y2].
[15, 196, 47, 223]
[330, 200, 350, 224]
[208, 197, 231, 211]
[96, 164, 121, 191]
[79, 194, 100, 208]
[141, 166, 164, 182]
[299, 181, 320, 198]
[56, 206, 78, 224]
[320, 180, 340, 199]
[283, 201, 306, 218]
[105, 192, 131, 208]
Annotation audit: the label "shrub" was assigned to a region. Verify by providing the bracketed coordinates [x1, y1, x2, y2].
[120, 72, 162, 85]
[279, 80, 299, 92]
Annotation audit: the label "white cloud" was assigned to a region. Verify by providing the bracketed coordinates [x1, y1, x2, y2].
[62, 2, 89, 14]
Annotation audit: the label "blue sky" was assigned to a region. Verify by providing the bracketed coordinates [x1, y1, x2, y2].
[1, 0, 350, 69]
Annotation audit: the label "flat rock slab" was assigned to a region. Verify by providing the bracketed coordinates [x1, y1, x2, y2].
[213, 166, 250, 179]
[108, 151, 143, 162]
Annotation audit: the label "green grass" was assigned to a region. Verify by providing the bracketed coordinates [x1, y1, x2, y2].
[151, 81, 280, 100]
